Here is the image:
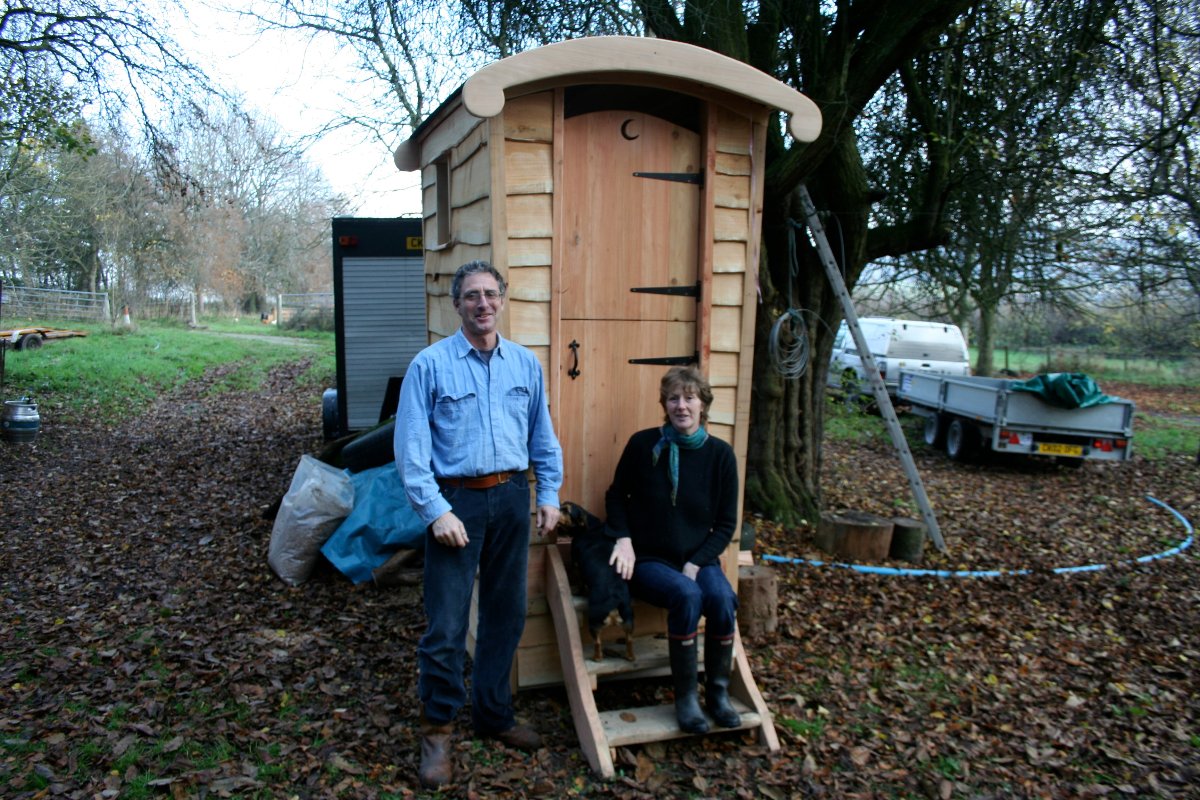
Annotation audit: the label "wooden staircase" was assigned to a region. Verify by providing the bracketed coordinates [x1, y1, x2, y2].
[543, 544, 780, 778]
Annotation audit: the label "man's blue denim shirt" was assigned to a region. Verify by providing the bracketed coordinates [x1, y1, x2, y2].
[395, 328, 563, 526]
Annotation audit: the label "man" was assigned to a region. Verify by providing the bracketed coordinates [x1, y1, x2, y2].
[395, 260, 563, 789]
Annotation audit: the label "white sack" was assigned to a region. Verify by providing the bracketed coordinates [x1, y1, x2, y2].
[268, 455, 355, 585]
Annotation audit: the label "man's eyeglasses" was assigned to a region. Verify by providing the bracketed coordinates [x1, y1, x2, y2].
[460, 289, 503, 303]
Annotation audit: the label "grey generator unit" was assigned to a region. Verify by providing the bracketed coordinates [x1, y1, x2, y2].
[323, 217, 426, 440]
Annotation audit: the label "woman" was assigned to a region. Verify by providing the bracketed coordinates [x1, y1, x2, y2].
[604, 365, 741, 733]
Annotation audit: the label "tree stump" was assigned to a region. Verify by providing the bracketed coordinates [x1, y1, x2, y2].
[737, 564, 778, 638]
[889, 517, 926, 563]
[818, 510, 894, 561]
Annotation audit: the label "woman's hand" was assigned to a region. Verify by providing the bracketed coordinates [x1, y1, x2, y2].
[609, 537, 636, 580]
[682, 562, 700, 581]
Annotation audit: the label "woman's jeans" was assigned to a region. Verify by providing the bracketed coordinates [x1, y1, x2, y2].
[630, 560, 738, 640]
[417, 474, 530, 733]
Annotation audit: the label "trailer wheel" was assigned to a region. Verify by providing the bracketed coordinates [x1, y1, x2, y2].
[923, 414, 946, 448]
[945, 418, 977, 462]
[17, 333, 43, 350]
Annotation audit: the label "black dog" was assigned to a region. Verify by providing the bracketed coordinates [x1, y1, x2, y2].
[560, 501, 635, 662]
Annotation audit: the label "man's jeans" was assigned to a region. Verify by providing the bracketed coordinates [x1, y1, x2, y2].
[630, 560, 738, 639]
[418, 473, 530, 733]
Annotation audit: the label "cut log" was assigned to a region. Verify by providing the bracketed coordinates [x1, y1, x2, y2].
[372, 548, 422, 587]
[819, 510, 893, 561]
[736, 564, 778, 638]
[889, 517, 926, 563]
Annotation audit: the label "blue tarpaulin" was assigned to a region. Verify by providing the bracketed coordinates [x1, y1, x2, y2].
[1008, 372, 1112, 409]
[321, 463, 425, 584]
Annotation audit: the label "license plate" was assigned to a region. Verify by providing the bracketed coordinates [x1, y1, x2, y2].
[1036, 442, 1083, 457]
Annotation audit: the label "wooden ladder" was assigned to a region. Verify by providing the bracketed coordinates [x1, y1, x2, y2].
[543, 545, 780, 778]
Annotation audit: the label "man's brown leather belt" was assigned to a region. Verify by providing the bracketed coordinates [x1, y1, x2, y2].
[436, 471, 517, 490]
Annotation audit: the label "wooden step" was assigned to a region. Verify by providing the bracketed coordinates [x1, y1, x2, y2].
[543, 544, 779, 778]
[599, 698, 761, 748]
[586, 634, 688, 681]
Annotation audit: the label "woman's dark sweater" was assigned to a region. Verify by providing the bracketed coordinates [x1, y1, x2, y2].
[604, 427, 739, 570]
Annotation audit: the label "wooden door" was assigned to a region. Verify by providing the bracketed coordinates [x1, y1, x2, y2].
[558, 107, 702, 517]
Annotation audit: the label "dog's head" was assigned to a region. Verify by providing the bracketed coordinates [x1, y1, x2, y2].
[558, 501, 605, 536]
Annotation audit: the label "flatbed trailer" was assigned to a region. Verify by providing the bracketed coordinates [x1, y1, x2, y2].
[898, 370, 1135, 464]
[0, 326, 89, 350]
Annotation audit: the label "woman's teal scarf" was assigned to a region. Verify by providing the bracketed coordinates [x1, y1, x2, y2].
[651, 424, 709, 505]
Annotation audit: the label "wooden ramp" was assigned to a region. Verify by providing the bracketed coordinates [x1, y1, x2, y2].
[543, 545, 779, 778]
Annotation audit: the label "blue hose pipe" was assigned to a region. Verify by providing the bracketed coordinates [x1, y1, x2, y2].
[761, 495, 1193, 579]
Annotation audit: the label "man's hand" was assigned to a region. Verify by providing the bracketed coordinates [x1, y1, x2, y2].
[536, 504, 561, 537]
[609, 537, 636, 580]
[431, 511, 469, 548]
[682, 562, 700, 581]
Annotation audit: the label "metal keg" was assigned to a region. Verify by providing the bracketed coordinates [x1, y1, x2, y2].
[2, 397, 41, 444]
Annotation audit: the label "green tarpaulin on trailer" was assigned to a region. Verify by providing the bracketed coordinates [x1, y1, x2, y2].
[1008, 372, 1112, 409]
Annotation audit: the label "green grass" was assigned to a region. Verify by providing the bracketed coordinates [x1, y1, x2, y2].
[823, 396, 891, 444]
[1131, 413, 1200, 461]
[982, 345, 1198, 386]
[0, 319, 335, 423]
[199, 315, 333, 341]
[779, 716, 826, 739]
[934, 755, 963, 779]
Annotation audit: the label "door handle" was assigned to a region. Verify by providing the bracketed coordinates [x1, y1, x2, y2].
[568, 339, 581, 379]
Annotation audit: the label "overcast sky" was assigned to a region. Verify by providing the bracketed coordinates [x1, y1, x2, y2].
[168, 2, 423, 218]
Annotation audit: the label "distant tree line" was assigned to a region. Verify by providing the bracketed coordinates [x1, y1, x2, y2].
[0, 2, 345, 318]
[854, 285, 1197, 360]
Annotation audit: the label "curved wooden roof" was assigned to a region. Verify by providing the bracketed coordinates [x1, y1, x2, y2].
[394, 36, 821, 172]
[463, 36, 821, 142]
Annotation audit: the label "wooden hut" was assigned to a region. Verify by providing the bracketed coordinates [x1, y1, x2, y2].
[394, 35, 821, 777]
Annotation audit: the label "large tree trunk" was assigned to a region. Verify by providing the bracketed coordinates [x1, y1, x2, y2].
[745, 264, 823, 525]
[745, 140, 872, 526]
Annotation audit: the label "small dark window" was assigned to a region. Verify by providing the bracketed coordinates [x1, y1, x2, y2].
[434, 155, 451, 245]
[564, 85, 701, 132]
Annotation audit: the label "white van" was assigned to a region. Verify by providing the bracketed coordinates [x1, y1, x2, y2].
[828, 317, 970, 400]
